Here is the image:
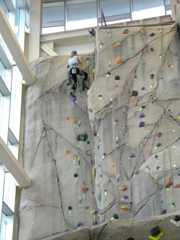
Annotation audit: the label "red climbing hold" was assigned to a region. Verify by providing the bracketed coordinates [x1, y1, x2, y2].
[174, 184, 180, 188]
[165, 180, 173, 188]
[82, 187, 89, 193]
[119, 185, 127, 191]
[156, 132, 162, 138]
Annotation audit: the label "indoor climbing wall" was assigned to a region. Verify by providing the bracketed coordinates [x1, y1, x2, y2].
[18, 55, 97, 240]
[88, 23, 180, 223]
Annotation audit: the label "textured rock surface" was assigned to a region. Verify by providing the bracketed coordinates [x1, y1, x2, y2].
[43, 212, 180, 240]
[19, 22, 180, 240]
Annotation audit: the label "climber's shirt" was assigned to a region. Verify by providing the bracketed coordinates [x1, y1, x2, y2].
[68, 56, 79, 67]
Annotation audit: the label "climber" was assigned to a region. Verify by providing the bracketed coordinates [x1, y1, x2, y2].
[67, 51, 88, 99]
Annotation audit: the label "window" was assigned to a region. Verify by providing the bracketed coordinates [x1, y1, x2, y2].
[0, 212, 7, 240]
[66, 0, 97, 30]
[15, 1, 20, 41]
[0, 0, 9, 20]
[42, 2, 64, 33]
[99, 0, 130, 23]
[131, 0, 165, 20]
[3, 173, 16, 211]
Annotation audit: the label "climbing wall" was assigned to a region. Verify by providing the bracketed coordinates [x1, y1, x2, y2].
[88, 23, 180, 223]
[18, 55, 97, 240]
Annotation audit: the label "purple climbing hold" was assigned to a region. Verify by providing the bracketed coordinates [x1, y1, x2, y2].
[156, 166, 160, 170]
[141, 87, 145, 90]
[129, 153, 135, 158]
[100, 174, 102, 177]
[139, 113, 145, 118]
[66, 82, 70, 86]
[77, 222, 83, 227]
[139, 121, 145, 127]
[72, 97, 76, 103]
[123, 195, 128, 199]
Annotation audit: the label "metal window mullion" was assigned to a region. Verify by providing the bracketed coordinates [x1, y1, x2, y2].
[96, 0, 99, 26]
[129, 0, 132, 21]
[0, 171, 5, 229]
[64, 0, 66, 31]
[163, 0, 166, 15]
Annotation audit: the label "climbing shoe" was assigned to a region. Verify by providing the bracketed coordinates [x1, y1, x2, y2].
[70, 92, 76, 98]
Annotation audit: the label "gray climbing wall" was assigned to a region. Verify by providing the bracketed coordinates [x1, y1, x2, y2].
[88, 23, 180, 223]
[18, 55, 96, 240]
[19, 22, 180, 240]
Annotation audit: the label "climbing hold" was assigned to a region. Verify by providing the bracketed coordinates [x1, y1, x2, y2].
[98, 213, 101, 218]
[113, 57, 123, 64]
[151, 101, 155, 105]
[65, 116, 69, 123]
[97, 134, 100, 138]
[161, 209, 166, 215]
[157, 132, 162, 141]
[76, 134, 88, 142]
[92, 167, 96, 178]
[93, 68, 97, 74]
[128, 153, 135, 159]
[127, 238, 135, 240]
[140, 29, 146, 35]
[106, 71, 111, 77]
[93, 150, 96, 154]
[149, 33, 155, 37]
[98, 95, 102, 100]
[168, 64, 173, 67]
[66, 82, 71, 89]
[68, 206, 72, 214]
[132, 90, 138, 97]
[156, 143, 161, 147]
[119, 185, 127, 191]
[85, 206, 89, 210]
[82, 188, 89, 193]
[160, 200, 165, 205]
[150, 74, 154, 81]
[115, 75, 120, 83]
[139, 121, 145, 128]
[71, 119, 77, 127]
[114, 119, 118, 125]
[150, 48, 154, 53]
[141, 87, 148, 91]
[122, 29, 129, 36]
[74, 173, 78, 182]
[100, 42, 103, 48]
[77, 223, 83, 228]
[96, 181, 99, 187]
[156, 175, 160, 180]
[89, 28, 96, 37]
[64, 150, 70, 158]
[146, 165, 151, 170]
[174, 215, 180, 221]
[174, 184, 180, 188]
[165, 180, 173, 188]
[111, 164, 116, 169]
[116, 175, 120, 185]
[121, 206, 130, 211]
[91, 210, 96, 215]
[97, 191, 101, 202]
[102, 153, 106, 159]
[104, 189, 107, 196]
[72, 154, 77, 164]
[171, 202, 176, 207]
[156, 166, 161, 170]
[87, 75, 91, 81]
[122, 195, 128, 200]
[150, 226, 160, 236]
[86, 57, 90, 64]
[113, 42, 121, 47]
[150, 83, 154, 88]
[168, 109, 173, 114]
[87, 141, 90, 146]
[72, 97, 77, 103]
[155, 155, 159, 160]
[158, 52, 162, 58]
[113, 214, 118, 219]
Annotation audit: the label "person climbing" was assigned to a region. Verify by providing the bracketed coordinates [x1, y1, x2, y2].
[67, 51, 88, 99]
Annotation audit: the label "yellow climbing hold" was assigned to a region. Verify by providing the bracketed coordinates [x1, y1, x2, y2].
[114, 42, 121, 47]
[91, 210, 96, 215]
[93, 69, 97, 74]
[71, 119, 77, 124]
[72, 154, 77, 160]
[98, 213, 101, 218]
[64, 150, 70, 155]
[87, 75, 91, 81]
[111, 164, 116, 169]
[158, 52, 162, 58]
[65, 116, 69, 120]
[93, 150, 96, 154]
[141, 29, 146, 34]
[121, 206, 130, 211]
[96, 181, 100, 187]
[92, 167, 96, 178]
[114, 57, 123, 64]
[97, 134, 100, 138]
[150, 83, 154, 88]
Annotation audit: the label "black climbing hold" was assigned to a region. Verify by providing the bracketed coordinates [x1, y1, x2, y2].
[87, 141, 90, 145]
[113, 214, 118, 219]
[89, 28, 96, 37]
[91, 191, 94, 194]
[127, 238, 135, 240]
[161, 209, 166, 214]
[85, 206, 89, 210]
[98, 145, 100, 149]
[94, 132, 97, 137]
[149, 33, 155, 37]
[150, 48, 154, 52]
[174, 215, 180, 221]
[70, 92, 76, 98]
[115, 75, 120, 80]
[132, 90, 138, 97]
[155, 155, 158, 158]
[68, 206, 72, 210]
[122, 29, 129, 35]
[95, 221, 97, 225]
[74, 173, 78, 178]
[107, 71, 111, 75]
[156, 143, 161, 147]
[141, 105, 145, 109]
[150, 74, 154, 79]
[76, 134, 88, 142]
[150, 226, 160, 236]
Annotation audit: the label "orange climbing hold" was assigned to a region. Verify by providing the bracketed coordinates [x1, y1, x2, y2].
[165, 180, 173, 188]
[174, 184, 180, 188]
[82, 187, 89, 193]
[119, 185, 127, 191]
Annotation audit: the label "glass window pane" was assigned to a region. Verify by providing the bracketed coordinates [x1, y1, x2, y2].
[15, 1, 20, 41]
[132, 0, 165, 20]
[3, 173, 16, 211]
[9, 67, 22, 141]
[66, 0, 97, 30]
[42, 2, 64, 28]
[0, 212, 7, 240]
[0, 0, 9, 20]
